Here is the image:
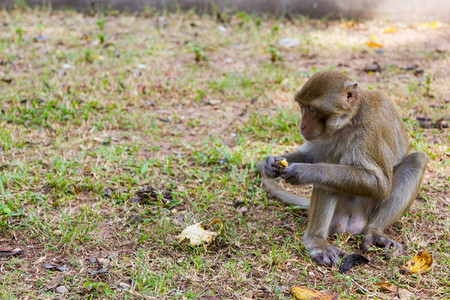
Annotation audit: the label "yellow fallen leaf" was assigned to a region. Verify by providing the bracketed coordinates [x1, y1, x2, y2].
[383, 27, 398, 34]
[375, 282, 398, 293]
[291, 286, 336, 300]
[177, 219, 223, 247]
[369, 35, 379, 40]
[340, 21, 358, 29]
[429, 21, 443, 29]
[418, 21, 443, 30]
[366, 41, 383, 48]
[399, 251, 433, 275]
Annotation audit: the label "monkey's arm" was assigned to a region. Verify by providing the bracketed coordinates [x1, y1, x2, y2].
[281, 163, 391, 199]
[282, 147, 309, 163]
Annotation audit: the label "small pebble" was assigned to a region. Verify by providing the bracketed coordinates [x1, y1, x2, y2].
[55, 286, 69, 294]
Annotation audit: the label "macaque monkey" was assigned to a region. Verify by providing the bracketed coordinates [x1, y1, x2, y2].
[259, 70, 427, 266]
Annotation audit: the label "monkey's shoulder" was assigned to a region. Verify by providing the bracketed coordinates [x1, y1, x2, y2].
[362, 89, 395, 108]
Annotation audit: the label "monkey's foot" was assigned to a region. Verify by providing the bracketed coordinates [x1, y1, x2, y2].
[362, 232, 403, 259]
[309, 245, 347, 266]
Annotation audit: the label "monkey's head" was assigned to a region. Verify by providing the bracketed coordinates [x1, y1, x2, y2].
[294, 70, 359, 141]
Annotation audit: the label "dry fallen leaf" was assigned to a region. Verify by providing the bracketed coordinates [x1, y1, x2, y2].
[364, 61, 383, 73]
[366, 41, 383, 48]
[340, 20, 359, 29]
[177, 219, 223, 247]
[87, 267, 108, 275]
[398, 288, 415, 300]
[383, 27, 398, 34]
[399, 251, 433, 275]
[375, 282, 398, 293]
[418, 21, 443, 30]
[291, 286, 336, 300]
[0, 248, 23, 258]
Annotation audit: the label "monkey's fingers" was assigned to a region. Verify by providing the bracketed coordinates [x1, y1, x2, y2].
[262, 156, 283, 178]
[362, 233, 403, 258]
[280, 168, 301, 185]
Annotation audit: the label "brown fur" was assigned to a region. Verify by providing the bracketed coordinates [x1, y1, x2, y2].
[259, 70, 428, 266]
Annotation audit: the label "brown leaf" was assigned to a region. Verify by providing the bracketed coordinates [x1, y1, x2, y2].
[398, 288, 415, 300]
[375, 282, 398, 293]
[1, 77, 13, 84]
[434, 118, 448, 129]
[291, 286, 336, 300]
[135, 186, 172, 204]
[249, 269, 263, 278]
[363, 62, 382, 73]
[45, 274, 65, 291]
[87, 267, 108, 275]
[399, 251, 433, 275]
[43, 263, 69, 272]
[0, 248, 23, 258]
[417, 117, 448, 129]
[416, 117, 433, 128]
[81, 33, 92, 40]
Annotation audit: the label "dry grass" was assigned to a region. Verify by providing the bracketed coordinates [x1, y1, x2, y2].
[0, 7, 448, 299]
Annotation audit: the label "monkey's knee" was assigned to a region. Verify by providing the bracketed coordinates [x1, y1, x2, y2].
[403, 151, 428, 172]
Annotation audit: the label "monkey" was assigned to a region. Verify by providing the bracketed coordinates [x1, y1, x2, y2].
[259, 70, 428, 266]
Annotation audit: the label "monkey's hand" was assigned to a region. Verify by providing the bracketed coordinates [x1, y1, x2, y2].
[259, 156, 286, 178]
[362, 229, 403, 259]
[280, 163, 311, 185]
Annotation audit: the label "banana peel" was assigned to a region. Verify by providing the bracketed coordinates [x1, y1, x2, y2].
[177, 219, 223, 247]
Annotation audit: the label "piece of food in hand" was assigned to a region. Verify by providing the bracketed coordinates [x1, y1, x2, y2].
[274, 157, 289, 169]
[279, 159, 288, 168]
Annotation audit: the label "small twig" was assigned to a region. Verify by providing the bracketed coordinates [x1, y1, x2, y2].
[349, 277, 374, 296]
[124, 289, 158, 299]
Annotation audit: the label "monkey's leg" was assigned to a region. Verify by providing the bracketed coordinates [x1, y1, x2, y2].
[303, 188, 346, 266]
[363, 151, 428, 253]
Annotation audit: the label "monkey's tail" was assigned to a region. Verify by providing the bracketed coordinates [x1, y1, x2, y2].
[262, 177, 310, 209]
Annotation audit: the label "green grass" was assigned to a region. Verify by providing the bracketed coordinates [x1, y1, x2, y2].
[0, 7, 448, 299]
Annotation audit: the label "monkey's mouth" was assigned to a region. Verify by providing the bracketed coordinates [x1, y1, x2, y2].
[301, 132, 320, 141]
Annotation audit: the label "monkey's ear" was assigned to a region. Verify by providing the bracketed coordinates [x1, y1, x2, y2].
[344, 81, 358, 90]
[344, 81, 359, 106]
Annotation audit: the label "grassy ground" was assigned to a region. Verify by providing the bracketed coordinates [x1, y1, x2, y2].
[0, 7, 448, 299]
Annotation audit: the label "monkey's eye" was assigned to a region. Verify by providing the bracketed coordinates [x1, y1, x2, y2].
[347, 92, 352, 99]
[307, 106, 316, 112]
